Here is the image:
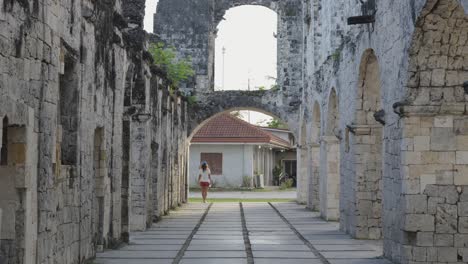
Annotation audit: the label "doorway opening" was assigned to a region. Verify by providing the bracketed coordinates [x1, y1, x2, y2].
[187, 110, 297, 203]
[214, 6, 278, 92]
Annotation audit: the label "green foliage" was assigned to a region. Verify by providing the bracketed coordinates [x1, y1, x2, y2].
[187, 95, 197, 106]
[331, 50, 341, 61]
[267, 118, 287, 129]
[272, 165, 282, 185]
[149, 42, 195, 86]
[280, 178, 294, 190]
[257, 86, 266, 91]
[242, 176, 253, 188]
[270, 84, 280, 91]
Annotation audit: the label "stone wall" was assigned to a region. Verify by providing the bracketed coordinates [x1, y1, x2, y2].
[301, 0, 468, 263]
[0, 0, 189, 263]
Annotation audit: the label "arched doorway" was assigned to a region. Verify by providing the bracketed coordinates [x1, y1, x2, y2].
[308, 102, 321, 211]
[214, 5, 277, 92]
[342, 49, 384, 239]
[320, 89, 341, 221]
[187, 109, 297, 200]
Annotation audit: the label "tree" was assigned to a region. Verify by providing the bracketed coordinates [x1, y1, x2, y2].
[266, 118, 287, 129]
[149, 42, 195, 87]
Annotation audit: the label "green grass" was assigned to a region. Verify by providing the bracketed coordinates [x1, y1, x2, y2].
[188, 198, 296, 203]
[190, 187, 296, 193]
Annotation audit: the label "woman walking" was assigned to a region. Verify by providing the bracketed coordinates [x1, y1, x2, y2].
[198, 161, 212, 203]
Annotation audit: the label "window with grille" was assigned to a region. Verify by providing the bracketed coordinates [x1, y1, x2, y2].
[200, 153, 223, 175]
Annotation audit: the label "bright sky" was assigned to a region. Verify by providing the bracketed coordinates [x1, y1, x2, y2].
[144, 2, 278, 126]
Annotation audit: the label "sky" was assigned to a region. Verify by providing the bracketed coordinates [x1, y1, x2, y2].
[144, 2, 278, 126]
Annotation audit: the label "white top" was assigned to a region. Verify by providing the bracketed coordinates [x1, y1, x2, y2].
[199, 168, 211, 183]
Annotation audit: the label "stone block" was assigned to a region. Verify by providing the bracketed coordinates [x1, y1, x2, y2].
[404, 214, 435, 232]
[456, 151, 468, 164]
[436, 204, 458, 234]
[414, 136, 430, 151]
[431, 128, 456, 151]
[453, 165, 468, 185]
[454, 234, 468, 247]
[437, 247, 457, 262]
[431, 69, 446, 86]
[459, 202, 468, 216]
[459, 217, 468, 233]
[434, 234, 454, 246]
[434, 116, 454, 128]
[416, 232, 434, 246]
[439, 185, 460, 204]
[405, 195, 428, 214]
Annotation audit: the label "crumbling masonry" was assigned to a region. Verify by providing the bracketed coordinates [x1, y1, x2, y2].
[1, 0, 468, 263]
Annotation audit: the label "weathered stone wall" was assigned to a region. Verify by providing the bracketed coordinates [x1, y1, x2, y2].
[154, 0, 303, 95]
[0, 0, 189, 263]
[302, 0, 468, 263]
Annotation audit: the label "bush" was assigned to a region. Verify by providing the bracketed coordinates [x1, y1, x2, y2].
[280, 178, 294, 190]
[149, 42, 195, 86]
[242, 176, 253, 188]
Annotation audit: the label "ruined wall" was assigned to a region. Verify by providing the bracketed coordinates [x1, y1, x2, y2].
[0, 0, 189, 263]
[153, 0, 303, 100]
[302, 0, 468, 263]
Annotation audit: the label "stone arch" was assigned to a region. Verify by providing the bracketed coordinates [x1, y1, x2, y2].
[343, 49, 384, 239]
[187, 103, 297, 189]
[154, 0, 302, 94]
[308, 102, 321, 210]
[389, 1, 468, 262]
[187, 91, 300, 138]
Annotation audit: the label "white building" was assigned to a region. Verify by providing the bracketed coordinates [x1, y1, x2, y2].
[189, 114, 295, 188]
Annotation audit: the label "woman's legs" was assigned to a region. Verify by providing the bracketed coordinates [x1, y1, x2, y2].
[201, 186, 208, 202]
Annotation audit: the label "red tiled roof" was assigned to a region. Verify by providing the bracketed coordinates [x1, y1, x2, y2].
[191, 114, 291, 148]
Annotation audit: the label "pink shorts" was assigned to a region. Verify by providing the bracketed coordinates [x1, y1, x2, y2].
[200, 182, 210, 187]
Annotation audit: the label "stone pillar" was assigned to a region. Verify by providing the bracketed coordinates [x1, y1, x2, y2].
[308, 144, 320, 211]
[320, 136, 340, 221]
[393, 115, 468, 263]
[129, 120, 151, 231]
[297, 146, 309, 204]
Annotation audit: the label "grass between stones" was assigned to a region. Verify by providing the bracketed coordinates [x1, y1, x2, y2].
[188, 198, 296, 203]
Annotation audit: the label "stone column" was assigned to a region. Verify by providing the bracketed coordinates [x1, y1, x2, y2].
[308, 143, 320, 211]
[320, 136, 340, 221]
[297, 146, 309, 204]
[129, 120, 151, 231]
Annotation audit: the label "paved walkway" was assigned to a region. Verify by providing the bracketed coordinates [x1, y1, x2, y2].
[95, 203, 392, 264]
[188, 191, 297, 199]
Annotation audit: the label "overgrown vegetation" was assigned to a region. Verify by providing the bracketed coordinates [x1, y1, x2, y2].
[272, 165, 282, 186]
[266, 118, 288, 129]
[280, 178, 294, 190]
[242, 176, 253, 188]
[149, 42, 195, 87]
[187, 95, 197, 106]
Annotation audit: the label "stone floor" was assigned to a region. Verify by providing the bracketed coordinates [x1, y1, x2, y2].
[95, 203, 393, 264]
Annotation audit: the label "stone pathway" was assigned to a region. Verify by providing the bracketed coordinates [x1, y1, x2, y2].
[95, 203, 393, 264]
